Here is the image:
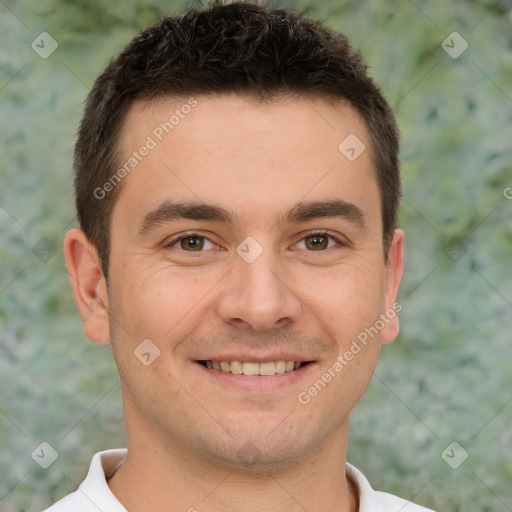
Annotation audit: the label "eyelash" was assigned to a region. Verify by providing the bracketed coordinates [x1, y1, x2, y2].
[163, 230, 345, 252]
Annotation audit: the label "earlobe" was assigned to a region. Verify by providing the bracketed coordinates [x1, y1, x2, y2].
[381, 228, 405, 344]
[63, 228, 111, 345]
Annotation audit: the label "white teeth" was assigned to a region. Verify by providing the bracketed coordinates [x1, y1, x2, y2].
[203, 360, 304, 376]
[242, 362, 260, 375]
[230, 361, 243, 374]
[275, 360, 286, 373]
[259, 362, 276, 375]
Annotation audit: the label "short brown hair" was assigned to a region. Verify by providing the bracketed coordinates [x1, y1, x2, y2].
[74, 0, 400, 279]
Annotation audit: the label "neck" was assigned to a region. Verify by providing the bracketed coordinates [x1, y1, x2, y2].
[108, 416, 358, 512]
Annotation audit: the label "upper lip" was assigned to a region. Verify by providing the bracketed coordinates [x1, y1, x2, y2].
[197, 354, 314, 363]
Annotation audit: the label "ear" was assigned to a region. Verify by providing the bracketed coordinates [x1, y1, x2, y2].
[63, 228, 111, 345]
[380, 228, 405, 344]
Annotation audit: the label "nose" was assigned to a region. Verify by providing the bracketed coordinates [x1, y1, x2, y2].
[215, 247, 303, 332]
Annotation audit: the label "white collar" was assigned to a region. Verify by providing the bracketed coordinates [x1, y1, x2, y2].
[67, 448, 434, 512]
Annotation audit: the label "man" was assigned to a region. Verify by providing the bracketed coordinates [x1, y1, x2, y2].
[44, 1, 436, 510]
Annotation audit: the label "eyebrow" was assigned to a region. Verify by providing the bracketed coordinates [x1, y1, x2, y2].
[137, 198, 366, 235]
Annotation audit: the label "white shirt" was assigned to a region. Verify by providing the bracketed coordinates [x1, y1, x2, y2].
[41, 449, 436, 511]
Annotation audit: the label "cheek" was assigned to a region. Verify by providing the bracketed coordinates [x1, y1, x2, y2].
[107, 268, 213, 388]
[117, 263, 221, 341]
[298, 263, 385, 341]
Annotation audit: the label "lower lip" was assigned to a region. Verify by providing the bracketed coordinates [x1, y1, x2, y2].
[195, 362, 315, 392]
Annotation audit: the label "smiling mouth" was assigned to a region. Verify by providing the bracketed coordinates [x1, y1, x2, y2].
[198, 360, 312, 376]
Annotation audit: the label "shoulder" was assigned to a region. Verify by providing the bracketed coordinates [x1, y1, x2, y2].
[38, 448, 128, 512]
[347, 462, 437, 512]
[371, 490, 437, 511]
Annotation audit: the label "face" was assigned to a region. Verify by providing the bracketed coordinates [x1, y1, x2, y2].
[76, 94, 403, 470]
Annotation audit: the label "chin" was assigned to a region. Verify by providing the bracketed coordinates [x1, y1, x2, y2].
[191, 420, 328, 475]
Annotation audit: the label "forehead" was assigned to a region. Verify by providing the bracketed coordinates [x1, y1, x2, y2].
[113, 93, 380, 230]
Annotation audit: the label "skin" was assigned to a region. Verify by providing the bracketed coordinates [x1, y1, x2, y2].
[64, 93, 404, 512]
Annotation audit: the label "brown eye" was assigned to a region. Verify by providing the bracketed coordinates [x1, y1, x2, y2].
[180, 236, 205, 251]
[304, 234, 330, 250]
[165, 233, 217, 252]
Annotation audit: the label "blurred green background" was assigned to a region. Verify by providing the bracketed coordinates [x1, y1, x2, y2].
[1, 1, 511, 511]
